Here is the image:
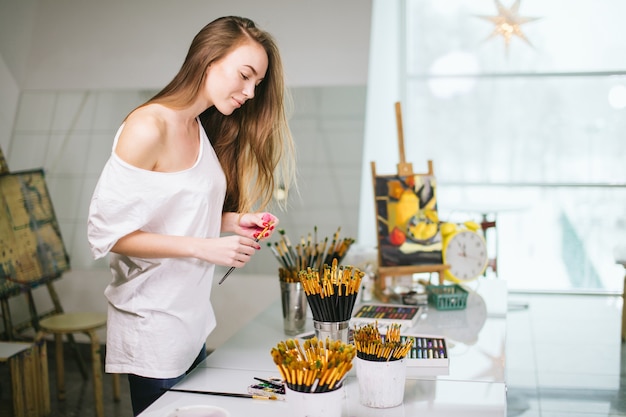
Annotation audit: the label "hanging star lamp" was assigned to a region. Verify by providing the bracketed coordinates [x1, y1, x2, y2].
[476, 0, 540, 54]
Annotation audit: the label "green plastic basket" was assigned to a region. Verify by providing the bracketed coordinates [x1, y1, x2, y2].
[426, 284, 468, 310]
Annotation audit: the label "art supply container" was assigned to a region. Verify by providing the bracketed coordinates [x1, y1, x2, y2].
[313, 320, 350, 344]
[356, 357, 407, 408]
[285, 386, 344, 417]
[280, 281, 307, 335]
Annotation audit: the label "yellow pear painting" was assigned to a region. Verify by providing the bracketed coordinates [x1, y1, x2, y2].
[373, 174, 443, 267]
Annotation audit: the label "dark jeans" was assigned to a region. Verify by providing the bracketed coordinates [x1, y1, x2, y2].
[128, 344, 207, 416]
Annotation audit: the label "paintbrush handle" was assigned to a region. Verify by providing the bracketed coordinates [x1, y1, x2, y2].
[218, 266, 236, 285]
[166, 388, 275, 400]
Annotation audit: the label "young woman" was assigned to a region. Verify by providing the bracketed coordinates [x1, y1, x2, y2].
[87, 16, 296, 415]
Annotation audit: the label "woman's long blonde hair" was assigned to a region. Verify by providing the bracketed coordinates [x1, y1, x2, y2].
[145, 16, 296, 213]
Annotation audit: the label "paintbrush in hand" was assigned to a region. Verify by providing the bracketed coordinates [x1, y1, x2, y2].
[219, 221, 273, 285]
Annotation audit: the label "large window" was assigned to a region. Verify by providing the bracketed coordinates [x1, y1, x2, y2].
[403, 0, 626, 292]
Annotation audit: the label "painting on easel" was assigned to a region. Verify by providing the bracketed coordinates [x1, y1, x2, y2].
[0, 169, 70, 284]
[371, 102, 444, 273]
[373, 170, 443, 267]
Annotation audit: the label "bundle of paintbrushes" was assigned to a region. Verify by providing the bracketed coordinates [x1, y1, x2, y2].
[278, 267, 299, 283]
[353, 322, 415, 362]
[269, 226, 355, 282]
[298, 259, 364, 322]
[270, 337, 356, 393]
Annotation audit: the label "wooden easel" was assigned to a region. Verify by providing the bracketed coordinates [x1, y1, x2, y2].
[0, 147, 88, 380]
[371, 102, 449, 298]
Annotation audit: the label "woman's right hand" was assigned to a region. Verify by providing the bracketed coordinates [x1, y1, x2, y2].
[194, 235, 261, 268]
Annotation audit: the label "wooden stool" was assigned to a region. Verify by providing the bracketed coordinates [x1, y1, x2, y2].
[38, 312, 120, 417]
[0, 334, 50, 417]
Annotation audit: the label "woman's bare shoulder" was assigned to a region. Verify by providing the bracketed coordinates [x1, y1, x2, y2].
[115, 105, 169, 170]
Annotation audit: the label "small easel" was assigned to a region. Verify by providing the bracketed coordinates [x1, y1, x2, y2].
[371, 102, 449, 298]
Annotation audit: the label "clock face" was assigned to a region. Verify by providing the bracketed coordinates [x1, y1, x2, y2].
[444, 230, 488, 282]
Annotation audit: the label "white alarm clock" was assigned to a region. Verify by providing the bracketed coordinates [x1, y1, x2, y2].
[440, 221, 488, 283]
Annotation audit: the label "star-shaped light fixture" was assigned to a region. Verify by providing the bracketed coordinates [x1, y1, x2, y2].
[477, 0, 540, 54]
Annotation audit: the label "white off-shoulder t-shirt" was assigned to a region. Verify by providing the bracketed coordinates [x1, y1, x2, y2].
[87, 119, 226, 378]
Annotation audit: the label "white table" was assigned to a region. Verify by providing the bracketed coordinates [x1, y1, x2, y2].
[201, 278, 507, 382]
[138, 278, 508, 417]
[139, 367, 506, 417]
[407, 278, 507, 382]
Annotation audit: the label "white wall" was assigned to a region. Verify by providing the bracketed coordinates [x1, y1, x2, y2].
[0, 0, 37, 88]
[1, 0, 372, 90]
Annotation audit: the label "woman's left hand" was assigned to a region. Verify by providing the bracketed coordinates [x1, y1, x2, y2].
[237, 212, 278, 240]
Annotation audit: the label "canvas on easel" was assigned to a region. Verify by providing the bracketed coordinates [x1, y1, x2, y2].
[0, 168, 70, 284]
[371, 102, 448, 294]
[372, 162, 442, 266]
[0, 147, 74, 340]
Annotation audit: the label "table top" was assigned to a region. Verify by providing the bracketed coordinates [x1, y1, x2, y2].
[202, 278, 507, 384]
[138, 367, 506, 417]
[138, 278, 508, 417]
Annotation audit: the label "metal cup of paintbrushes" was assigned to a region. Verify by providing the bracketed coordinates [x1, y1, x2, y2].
[279, 268, 307, 335]
[313, 319, 350, 344]
[299, 260, 364, 343]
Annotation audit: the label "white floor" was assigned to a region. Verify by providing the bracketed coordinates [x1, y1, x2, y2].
[506, 292, 626, 416]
